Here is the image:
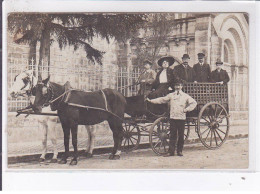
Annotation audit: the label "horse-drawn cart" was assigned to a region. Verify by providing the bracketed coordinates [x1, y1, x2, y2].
[16, 81, 230, 157]
[121, 83, 230, 156]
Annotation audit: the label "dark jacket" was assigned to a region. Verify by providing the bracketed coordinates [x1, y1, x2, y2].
[173, 64, 195, 82]
[151, 68, 180, 90]
[193, 63, 211, 82]
[210, 69, 230, 84]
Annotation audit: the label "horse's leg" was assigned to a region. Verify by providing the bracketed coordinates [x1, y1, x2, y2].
[59, 121, 70, 164]
[85, 125, 95, 158]
[48, 119, 58, 163]
[39, 121, 47, 162]
[108, 120, 123, 160]
[70, 121, 78, 165]
[116, 124, 124, 157]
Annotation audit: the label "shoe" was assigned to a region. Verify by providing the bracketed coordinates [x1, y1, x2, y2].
[177, 152, 183, 156]
[163, 153, 175, 157]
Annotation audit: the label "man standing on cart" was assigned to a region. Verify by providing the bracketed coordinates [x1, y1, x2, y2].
[173, 54, 195, 82]
[193, 53, 211, 83]
[210, 61, 230, 84]
[147, 82, 197, 157]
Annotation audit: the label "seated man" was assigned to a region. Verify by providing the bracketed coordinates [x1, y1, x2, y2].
[210, 61, 230, 84]
[147, 82, 197, 157]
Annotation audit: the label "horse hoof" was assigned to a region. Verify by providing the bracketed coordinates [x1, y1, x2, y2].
[113, 155, 120, 160]
[70, 160, 78, 165]
[50, 159, 58, 163]
[39, 158, 45, 162]
[109, 155, 114, 160]
[109, 155, 120, 160]
[58, 159, 67, 164]
[86, 153, 93, 158]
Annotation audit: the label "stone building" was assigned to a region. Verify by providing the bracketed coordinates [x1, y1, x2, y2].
[125, 13, 249, 121]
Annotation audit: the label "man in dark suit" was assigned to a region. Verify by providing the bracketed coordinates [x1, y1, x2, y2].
[173, 54, 195, 82]
[150, 56, 180, 98]
[211, 61, 230, 84]
[193, 53, 211, 82]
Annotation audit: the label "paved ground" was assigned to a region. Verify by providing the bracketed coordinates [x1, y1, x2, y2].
[7, 124, 248, 157]
[8, 138, 248, 169]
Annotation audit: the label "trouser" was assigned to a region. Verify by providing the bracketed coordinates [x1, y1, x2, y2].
[169, 119, 185, 154]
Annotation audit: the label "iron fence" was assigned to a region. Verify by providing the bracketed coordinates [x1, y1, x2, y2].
[8, 56, 142, 111]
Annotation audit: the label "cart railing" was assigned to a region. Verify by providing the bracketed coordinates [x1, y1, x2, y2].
[183, 83, 228, 105]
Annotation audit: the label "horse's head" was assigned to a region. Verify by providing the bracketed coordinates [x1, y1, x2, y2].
[10, 70, 36, 98]
[32, 76, 53, 113]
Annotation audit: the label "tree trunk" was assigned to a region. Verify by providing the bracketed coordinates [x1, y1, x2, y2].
[38, 27, 50, 78]
[28, 40, 37, 76]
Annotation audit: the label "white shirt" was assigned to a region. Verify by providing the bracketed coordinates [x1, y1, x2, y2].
[159, 69, 167, 83]
[150, 91, 197, 120]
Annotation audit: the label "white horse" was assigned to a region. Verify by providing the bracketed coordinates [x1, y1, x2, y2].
[9, 70, 95, 162]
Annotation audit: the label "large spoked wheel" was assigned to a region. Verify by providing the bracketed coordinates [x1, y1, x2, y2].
[122, 122, 141, 153]
[149, 117, 190, 156]
[198, 102, 230, 149]
[149, 117, 170, 156]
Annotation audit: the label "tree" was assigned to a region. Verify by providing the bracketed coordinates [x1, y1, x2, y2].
[8, 13, 146, 75]
[130, 13, 175, 67]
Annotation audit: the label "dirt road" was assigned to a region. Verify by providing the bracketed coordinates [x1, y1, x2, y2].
[9, 138, 248, 169]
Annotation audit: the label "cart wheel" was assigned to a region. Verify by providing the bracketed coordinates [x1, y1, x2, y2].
[149, 117, 190, 156]
[149, 117, 169, 156]
[122, 122, 141, 152]
[198, 102, 230, 149]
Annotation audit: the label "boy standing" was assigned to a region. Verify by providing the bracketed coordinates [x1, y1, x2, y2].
[147, 82, 197, 156]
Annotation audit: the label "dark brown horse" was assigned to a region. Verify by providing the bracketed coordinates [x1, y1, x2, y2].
[32, 76, 126, 165]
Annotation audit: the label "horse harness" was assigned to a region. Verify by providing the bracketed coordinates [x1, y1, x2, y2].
[41, 83, 122, 121]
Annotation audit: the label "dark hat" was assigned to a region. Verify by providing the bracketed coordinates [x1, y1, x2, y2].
[197, 53, 205, 58]
[143, 60, 153, 66]
[182, 54, 190, 59]
[216, 61, 223, 66]
[157, 56, 175, 66]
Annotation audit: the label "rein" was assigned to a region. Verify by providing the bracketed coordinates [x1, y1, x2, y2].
[46, 88, 91, 105]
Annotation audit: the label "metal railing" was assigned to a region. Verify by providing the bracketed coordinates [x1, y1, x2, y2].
[7, 57, 142, 111]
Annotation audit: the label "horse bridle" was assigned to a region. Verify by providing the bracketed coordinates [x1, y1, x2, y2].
[38, 83, 55, 108]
